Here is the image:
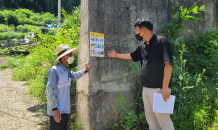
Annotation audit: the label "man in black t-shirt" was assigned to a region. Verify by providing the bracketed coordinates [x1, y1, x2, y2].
[107, 17, 174, 130]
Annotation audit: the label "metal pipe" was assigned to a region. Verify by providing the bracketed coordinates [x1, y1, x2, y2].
[57, 0, 61, 30]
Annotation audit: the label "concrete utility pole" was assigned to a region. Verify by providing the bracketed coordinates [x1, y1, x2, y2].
[57, 0, 61, 30]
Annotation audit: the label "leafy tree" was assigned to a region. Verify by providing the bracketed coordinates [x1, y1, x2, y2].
[0, 0, 80, 15]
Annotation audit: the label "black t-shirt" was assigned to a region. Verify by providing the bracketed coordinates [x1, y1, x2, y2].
[130, 34, 173, 88]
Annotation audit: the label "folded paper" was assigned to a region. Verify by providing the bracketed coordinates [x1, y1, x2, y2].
[153, 93, 175, 114]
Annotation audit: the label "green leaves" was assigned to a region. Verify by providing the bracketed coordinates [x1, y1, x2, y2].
[127, 103, 134, 108]
[115, 92, 141, 129]
[0, 32, 25, 40]
[191, 5, 198, 13]
[199, 5, 205, 11]
[172, 87, 179, 93]
[182, 86, 195, 92]
[0, 24, 14, 32]
[159, 3, 216, 129]
[179, 74, 183, 80]
[191, 30, 218, 79]
[17, 25, 43, 33]
[1, 9, 57, 25]
[117, 108, 128, 115]
[117, 92, 126, 107]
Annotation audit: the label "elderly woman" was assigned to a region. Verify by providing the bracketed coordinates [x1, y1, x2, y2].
[46, 44, 90, 130]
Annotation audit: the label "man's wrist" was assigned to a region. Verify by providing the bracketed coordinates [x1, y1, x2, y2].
[162, 85, 169, 89]
[115, 53, 118, 58]
[52, 107, 58, 111]
[85, 70, 88, 73]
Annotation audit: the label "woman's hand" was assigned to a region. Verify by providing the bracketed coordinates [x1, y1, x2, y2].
[85, 62, 90, 72]
[53, 110, 61, 123]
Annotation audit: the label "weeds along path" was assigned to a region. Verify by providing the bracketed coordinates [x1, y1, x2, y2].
[0, 57, 47, 130]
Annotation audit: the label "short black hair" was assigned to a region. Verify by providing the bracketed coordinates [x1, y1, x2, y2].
[134, 17, 153, 31]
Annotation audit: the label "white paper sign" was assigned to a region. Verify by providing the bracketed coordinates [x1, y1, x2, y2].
[153, 93, 176, 114]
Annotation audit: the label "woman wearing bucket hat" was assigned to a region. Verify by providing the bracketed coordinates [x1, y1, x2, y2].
[46, 44, 90, 130]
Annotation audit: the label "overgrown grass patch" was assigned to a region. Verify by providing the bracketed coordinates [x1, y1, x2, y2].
[25, 77, 47, 104]
[0, 55, 25, 70]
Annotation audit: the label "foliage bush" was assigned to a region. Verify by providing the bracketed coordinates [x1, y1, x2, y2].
[7, 13, 19, 27]
[0, 32, 25, 41]
[159, 4, 218, 130]
[161, 4, 204, 55]
[0, 13, 6, 24]
[39, 12, 58, 24]
[0, 9, 57, 26]
[161, 4, 218, 129]
[10, 45, 35, 52]
[14, 9, 34, 19]
[0, 0, 80, 16]
[0, 47, 9, 54]
[0, 24, 15, 32]
[187, 31, 218, 80]
[0, 10, 19, 26]
[17, 24, 44, 33]
[0, 55, 25, 70]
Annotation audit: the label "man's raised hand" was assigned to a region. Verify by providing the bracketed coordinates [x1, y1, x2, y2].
[107, 49, 117, 58]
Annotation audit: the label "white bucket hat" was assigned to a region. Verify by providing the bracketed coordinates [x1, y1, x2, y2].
[54, 44, 78, 64]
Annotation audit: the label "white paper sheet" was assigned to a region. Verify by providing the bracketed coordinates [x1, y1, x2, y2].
[153, 93, 176, 114]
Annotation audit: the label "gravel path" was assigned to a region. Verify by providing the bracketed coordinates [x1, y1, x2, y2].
[0, 57, 47, 130]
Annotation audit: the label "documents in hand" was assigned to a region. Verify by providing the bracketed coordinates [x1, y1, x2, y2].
[153, 93, 176, 114]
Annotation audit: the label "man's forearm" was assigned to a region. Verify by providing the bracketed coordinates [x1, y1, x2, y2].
[116, 53, 132, 60]
[162, 62, 172, 89]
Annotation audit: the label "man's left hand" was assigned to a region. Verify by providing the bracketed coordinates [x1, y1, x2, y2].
[162, 87, 171, 102]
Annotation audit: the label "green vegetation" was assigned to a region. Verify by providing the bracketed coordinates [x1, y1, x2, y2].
[187, 31, 218, 80]
[0, 9, 57, 26]
[17, 25, 44, 33]
[0, 8, 57, 57]
[0, 0, 80, 15]
[10, 45, 35, 51]
[160, 4, 218, 129]
[111, 91, 147, 130]
[0, 24, 14, 32]
[0, 32, 25, 41]
[0, 55, 25, 70]
[0, 48, 9, 54]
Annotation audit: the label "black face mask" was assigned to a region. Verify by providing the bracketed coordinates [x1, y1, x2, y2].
[135, 33, 143, 41]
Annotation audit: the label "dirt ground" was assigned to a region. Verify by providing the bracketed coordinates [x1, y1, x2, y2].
[0, 57, 48, 130]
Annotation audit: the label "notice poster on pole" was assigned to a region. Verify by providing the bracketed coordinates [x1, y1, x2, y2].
[90, 32, 104, 57]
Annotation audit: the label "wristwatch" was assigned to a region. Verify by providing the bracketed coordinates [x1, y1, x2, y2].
[52, 107, 58, 111]
[85, 70, 88, 73]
